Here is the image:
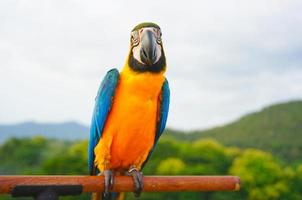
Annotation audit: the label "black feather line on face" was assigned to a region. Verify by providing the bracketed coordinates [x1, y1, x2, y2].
[128, 48, 166, 73]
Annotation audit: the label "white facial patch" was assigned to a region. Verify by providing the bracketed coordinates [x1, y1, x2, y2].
[131, 27, 162, 65]
[132, 43, 143, 63]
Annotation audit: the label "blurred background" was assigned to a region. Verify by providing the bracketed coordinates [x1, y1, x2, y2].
[0, 0, 302, 199]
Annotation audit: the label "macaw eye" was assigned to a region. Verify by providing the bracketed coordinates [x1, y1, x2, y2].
[156, 29, 162, 44]
[131, 30, 139, 46]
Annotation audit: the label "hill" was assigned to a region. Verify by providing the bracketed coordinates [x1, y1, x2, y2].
[169, 100, 302, 161]
[1, 100, 301, 161]
[0, 121, 88, 143]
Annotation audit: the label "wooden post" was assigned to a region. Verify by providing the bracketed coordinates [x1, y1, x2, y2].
[0, 175, 240, 194]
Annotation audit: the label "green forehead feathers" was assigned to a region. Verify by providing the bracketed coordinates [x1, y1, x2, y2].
[132, 22, 161, 32]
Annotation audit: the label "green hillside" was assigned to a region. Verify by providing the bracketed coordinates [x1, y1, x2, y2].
[169, 100, 302, 162]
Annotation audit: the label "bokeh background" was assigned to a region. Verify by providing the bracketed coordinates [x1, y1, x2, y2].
[0, 0, 302, 199]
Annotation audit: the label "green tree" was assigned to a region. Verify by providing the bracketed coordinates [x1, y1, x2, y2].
[229, 149, 287, 200]
[179, 139, 234, 175]
[42, 140, 88, 175]
[0, 136, 48, 174]
[157, 158, 186, 175]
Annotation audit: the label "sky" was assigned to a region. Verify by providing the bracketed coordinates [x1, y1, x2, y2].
[0, 0, 302, 130]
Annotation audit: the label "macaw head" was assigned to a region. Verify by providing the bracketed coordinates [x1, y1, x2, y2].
[128, 22, 166, 73]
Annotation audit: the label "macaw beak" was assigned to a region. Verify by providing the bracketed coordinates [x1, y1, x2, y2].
[140, 29, 158, 65]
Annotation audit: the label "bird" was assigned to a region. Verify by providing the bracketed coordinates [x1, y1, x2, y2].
[88, 22, 170, 200]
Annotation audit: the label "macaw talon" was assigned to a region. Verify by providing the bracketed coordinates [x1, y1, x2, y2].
[128, 167, 144, 197]
[101, 170, 114, 199]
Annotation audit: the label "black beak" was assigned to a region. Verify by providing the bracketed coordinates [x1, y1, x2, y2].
[140, 30, 157, 65]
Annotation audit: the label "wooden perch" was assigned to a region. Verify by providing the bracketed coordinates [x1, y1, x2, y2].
[0, 175, 240, 194]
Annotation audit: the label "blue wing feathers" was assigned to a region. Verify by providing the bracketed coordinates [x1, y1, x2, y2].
[142, 78, 170, 168]
[154, 79, 170, 145]
[88, 69, 119, 174]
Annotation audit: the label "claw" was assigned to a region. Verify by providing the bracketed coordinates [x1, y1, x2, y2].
[101, 170, 114, 199]
[128, 167, 144, 197]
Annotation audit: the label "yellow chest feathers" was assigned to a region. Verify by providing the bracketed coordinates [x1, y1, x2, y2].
[118, 67, 165, 100]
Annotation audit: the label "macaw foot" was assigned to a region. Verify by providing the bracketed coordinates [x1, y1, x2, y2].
[128, 167, 144, 198]
[101, 170, 114, 199]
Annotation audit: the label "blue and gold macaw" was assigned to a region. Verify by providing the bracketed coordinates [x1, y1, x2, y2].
[88, 22, 170, 199]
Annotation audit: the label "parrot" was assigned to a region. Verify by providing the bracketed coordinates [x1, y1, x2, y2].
[88, 22, 170, 200]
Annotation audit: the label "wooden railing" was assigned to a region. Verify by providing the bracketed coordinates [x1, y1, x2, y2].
[0, 175, 240, 199]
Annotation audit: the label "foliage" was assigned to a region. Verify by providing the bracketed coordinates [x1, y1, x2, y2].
[156, 158, 186, 175]
[42, 140, 88, 175]
[0, 136, 48, 174]
[0, 136, 301, 200]
[229, 149, 285, 199]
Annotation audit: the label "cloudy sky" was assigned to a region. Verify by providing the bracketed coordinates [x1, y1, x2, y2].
[0, 0, 301, 130]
